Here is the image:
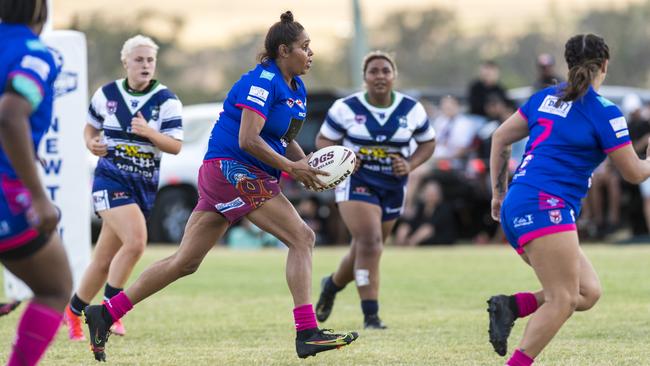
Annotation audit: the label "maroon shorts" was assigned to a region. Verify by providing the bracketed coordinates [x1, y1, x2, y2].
[194, 159, 280, 223]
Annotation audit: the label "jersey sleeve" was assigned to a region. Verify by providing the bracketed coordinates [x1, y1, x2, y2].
[594, 103, 632, 153]
[87, 88, 106, 129]
[234, 71, 275, 120]
[159, 97, 183, 141]
[4, 48, 55, 112]
[319, 99, 348, 141]
[518, 96, 533, 122]
[410, 102, 436, 142]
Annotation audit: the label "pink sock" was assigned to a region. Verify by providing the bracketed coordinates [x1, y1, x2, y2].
[8, 302, 63, 366]
[104, 291, 133, 322]
[293, 304, 318, 331]
[514, 292, 538, 318]
[506, 349, 534, 366]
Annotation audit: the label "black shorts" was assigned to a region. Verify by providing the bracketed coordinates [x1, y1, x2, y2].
[0, 233, 49, 261]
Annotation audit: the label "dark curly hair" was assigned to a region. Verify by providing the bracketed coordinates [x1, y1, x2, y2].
[559, 34, 610, 103]
[258, 11, 304, 63]
[0, 0, 47, 25]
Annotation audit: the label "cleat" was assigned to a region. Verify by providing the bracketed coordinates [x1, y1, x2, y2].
[64, 305, 86, 341]
[315, 276, 337, 322]
[110, 318, 126, 336]
[296, 329, 359, 358]
[84, 305, 112, 362]
[363, 314, 387, 329]
[0, 301, 20, 317]
[487, 295, 517, 357]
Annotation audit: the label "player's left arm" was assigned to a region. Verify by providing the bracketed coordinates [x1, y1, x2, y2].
[285, 140, 307, 162]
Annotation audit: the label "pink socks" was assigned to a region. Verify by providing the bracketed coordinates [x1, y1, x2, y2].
[514, 292, 538, 318]
[8, 302, 63, 366]
[506, 349, 534, 366]
[293, 304, 318, 331]
[105, 291, 133, 322]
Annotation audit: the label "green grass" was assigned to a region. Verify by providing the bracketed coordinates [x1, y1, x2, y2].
[2, 245, 650, 365]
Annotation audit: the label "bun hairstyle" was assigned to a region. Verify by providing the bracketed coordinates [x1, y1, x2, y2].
[258, 11, 305, 63]
[559, 34, 610, 102]
[362, 50, 397, 75]
[0, 0, 48, 25]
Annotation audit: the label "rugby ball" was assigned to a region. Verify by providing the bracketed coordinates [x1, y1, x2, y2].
[308, 145, 356, 190]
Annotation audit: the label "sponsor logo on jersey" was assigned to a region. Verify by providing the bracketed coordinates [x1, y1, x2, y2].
[246, 96, 265, 107]
[286, 98, 295, 108]
[513, 214, 534, 228]
[26, 39, 47, 51]
[570, 209, 576, 222]
[260, 70, 275, 81]
[385, 207, 402, 214]
[375, 135, 387, 142]
[0, 220, 10, 236]
[520, 154, 533, 169]
[597, 96, 616, 107]
[215, 197, 246, 213]
[130, 100, 139, 108]
[20, 55, 50, 81]
[549, 210, 562, 224]
[296, 99, 305, 110]
[354, 186, 370, 196]
[609, 116, 627, 132]
[616, 130, 629, 138]
[398, 116, 408, 128]
[354, 115, 366, 124]
[538, 95, 572, 117]
[106, 101, 118, 115]
[150, 106, 160, 121]
[249, 86, 269, 101]
[112, 191, 129, 200]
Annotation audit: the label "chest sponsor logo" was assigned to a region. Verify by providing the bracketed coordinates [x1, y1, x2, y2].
[286, 98, 295, 108]
[538, 95, 572, 117]
[398, 116, 408, 128]
[549, 209, 562, 224]
[249, 86, 269, 101]
[106, 101, 118, 115]
[609, 116, 627, 132]
[354, 115, 366, 124]
[215, 197, 246, 213]
[295, 99, 305, 110]
[513, 214, 534, 228]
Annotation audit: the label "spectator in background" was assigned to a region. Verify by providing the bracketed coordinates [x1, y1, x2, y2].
[432, 95, 479, 168]
[467, 60, 509, 117]
[296, 196, 328, 245]
[533, 53, 563, 91]
[394, 180, 456, 246]
[226, 218, 281, 249]
[623, 94, 650, 234]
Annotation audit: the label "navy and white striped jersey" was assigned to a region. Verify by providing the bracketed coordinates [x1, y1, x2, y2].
[319, 91, 435, 188]
[87, 79, 183, 195]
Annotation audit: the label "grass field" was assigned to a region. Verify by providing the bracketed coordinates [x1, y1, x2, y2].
[1, 244, 650, 365]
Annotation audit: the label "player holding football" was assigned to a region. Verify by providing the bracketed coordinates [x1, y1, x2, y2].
[314, 51, 436, 328]
[0, 1, 74, 364]
[84, 11, 358, 361]
[63, 34, 183, 341]
[487, 34, 650, 365]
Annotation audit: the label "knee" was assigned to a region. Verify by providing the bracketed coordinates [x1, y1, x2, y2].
[123, 236, 147, 258]
[287, 225, 315, 251]
[355, 236, 383, 258]
[579, 282, 602, 311]
[545, 291, 580, 315]
[171, 254, 202, 278]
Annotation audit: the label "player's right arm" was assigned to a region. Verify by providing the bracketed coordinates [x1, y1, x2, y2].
[489, 110, 530, 221]
[608, 139, 650, 184]
[0, 70, 57, 234]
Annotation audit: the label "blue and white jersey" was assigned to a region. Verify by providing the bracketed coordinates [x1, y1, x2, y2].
[512, 84, 631, 213]
[87, 79, 183, 195]
[205, 60, 307, 179]
[319, 91, 435, 189]
[0, 23, 58, 179]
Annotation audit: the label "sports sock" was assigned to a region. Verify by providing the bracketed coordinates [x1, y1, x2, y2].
[103, 283, 122, 302]
[361, 299, 379, 317]
[323, 275, 345, 296]
[7, 301, 63, 366]
[103, 291, 133, 323]
[513, 292, 538, 318]
[69, 293, 88, 316]
[506, 349, 534, 366]
[293, 304, 318, 333]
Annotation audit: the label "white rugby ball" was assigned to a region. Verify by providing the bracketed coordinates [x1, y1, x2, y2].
[308, 145, 356, 190]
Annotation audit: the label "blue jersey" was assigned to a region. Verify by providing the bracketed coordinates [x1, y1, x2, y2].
[320, 91, 436, 190]
[205, 60, 307, 179]
[0, 24, 58, 179]
[512, 84, 631, 213]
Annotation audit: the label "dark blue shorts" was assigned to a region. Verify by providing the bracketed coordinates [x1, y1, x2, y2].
[92, 172, 154, 218]
[501, 184, 577, 254]
[0, 175, 42, 255]
[335, 174, 405, 221]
